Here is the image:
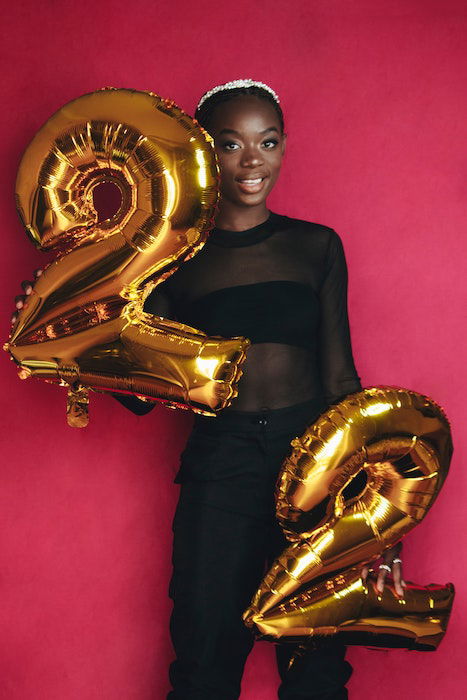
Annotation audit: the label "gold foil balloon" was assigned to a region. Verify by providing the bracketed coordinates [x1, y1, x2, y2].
[244, 387, 455, 650]
[5, 88, 250, 426]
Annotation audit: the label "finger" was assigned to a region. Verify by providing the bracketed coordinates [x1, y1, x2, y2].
[21, 280, 33, 295]
[361, 565, 369, 582]
[10, 312, 18, 325]
[14, 295, 25, 309]
[383, 545, 399, 567]
[376, 564, 390, 593]
[33, 268, 43, 279]
[392, 562, 404, 596]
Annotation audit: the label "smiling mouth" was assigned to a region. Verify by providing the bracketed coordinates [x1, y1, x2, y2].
[236, 177, 264, 185]
[235, 176, 268, 193]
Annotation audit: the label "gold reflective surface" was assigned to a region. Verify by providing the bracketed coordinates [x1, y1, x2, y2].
[6, 89, 250, 424]
[244, 387, 455, 650]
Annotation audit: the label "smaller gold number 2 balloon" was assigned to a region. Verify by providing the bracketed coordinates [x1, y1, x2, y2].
[5, 88, 250, 426]
[244, 387, 455, 651]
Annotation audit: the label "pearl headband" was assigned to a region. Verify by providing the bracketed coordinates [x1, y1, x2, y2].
[196, 79, 280, 111]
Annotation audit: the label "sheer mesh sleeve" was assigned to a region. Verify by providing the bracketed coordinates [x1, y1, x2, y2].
[112, 392, 157, 415]
[317, 230, 362, 406]
[143, 284, 176, 319]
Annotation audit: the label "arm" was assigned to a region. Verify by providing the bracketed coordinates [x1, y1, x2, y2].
[318, 233, 406, 594]
[112, 283, 175, 415]
[112, 393, 157, 416]
[143, 282, 174, 318]
[317, 229, 362, 406]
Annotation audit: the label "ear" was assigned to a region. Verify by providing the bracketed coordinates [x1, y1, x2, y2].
[281, 132, 287, 155]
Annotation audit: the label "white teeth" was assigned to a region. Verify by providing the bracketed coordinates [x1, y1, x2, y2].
[239, 178, 262, 184]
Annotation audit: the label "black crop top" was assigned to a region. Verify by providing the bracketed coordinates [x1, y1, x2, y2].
[179, 281, 319, 351]
[115, 211, 362, 414]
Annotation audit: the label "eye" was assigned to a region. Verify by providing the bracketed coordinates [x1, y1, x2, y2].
[219, 141, 240, 151]
[263, 138, 279, 149]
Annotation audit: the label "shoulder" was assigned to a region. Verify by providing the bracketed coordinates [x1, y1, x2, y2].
[273, 212, 338, 239]
[273, 212, 343, 254]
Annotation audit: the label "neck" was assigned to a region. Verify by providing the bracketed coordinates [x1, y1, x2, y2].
[213, 200, 270, 231]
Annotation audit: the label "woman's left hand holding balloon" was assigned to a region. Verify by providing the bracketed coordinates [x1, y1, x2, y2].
[361, 541, 406, 596]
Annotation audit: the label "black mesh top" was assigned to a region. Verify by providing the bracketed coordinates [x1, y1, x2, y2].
[116, 211, 362, 414]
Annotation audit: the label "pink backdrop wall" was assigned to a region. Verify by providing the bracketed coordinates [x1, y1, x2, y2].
[2, 1, 466, 698]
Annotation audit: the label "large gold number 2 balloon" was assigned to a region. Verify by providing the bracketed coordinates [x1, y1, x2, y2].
[5, 89, 249, 426]
[244, 387, 455, 650]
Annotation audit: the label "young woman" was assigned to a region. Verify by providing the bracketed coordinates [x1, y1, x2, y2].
[12, 79, 404, 699]
[146, 79, 359, 700]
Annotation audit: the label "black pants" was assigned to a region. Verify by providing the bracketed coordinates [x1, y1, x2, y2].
[167, 398, 352, 699]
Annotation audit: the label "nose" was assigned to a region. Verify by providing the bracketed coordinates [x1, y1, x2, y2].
[240, 144, 264, 168]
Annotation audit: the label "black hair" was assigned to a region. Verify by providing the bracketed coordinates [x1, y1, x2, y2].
[195, 85, 285, 135]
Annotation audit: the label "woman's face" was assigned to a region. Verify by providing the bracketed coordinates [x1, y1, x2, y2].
[207, 95, 286, 209]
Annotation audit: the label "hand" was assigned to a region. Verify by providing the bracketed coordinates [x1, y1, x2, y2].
[361, 541, 406, 596]
[10, 268, 43, 325]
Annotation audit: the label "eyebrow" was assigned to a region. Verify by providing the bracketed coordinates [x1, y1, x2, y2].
[217, 126, 279, 136]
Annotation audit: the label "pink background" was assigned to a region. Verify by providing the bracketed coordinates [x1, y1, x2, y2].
[2, 1, 466, 698]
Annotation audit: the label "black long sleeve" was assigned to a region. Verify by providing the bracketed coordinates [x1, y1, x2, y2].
[317, 230, 362, 406]
[112, 393, 157, 415]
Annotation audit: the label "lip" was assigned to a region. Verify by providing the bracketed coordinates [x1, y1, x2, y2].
[235, 175, 268, 194]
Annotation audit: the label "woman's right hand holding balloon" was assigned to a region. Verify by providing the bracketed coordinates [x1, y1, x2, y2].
[10, 268, 42, 326]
